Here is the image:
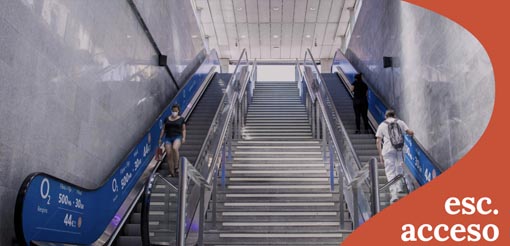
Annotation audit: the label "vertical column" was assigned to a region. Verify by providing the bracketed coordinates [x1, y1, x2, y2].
[321, 58, 333, 73]
[220, 58, 229, 73]
[177, 157, 188, 246]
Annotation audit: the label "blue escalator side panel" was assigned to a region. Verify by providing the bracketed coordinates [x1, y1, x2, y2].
[367, 90, 386, 124]
[19, 52, 220, 245]
[403, 136, 442, 186]
[330, 51, 441, 186]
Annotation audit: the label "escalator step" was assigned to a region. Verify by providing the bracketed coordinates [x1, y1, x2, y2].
[116, 236, 142, 246]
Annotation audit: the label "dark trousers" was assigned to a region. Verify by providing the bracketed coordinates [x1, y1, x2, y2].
[353, 100, 369, 131]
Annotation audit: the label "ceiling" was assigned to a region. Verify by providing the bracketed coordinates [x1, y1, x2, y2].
[194, 0, 357, 61]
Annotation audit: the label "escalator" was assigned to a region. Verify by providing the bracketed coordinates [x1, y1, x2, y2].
[14, 50, 228, 246]
[181, 74, 231, 165]
[114, 73, 231, 245]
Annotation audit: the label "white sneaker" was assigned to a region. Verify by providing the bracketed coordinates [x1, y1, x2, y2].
[390, 197, 399, 204]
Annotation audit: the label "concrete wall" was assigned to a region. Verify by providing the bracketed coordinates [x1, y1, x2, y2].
[344, 0, 495, 170]
[133, 0, 205, 85]
[0, 0, 203, 242]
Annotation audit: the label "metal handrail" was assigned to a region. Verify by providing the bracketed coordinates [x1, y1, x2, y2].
[304, 48, 363, 179]
[379, 174, 405, 192]
[332, 49, 443, 172]
[154, 173, 178, 192]
[202, 49, 250, 184]
[193, 49, 248, 178]
[177, 49, 251, 245]
[300, 49, 375, 227]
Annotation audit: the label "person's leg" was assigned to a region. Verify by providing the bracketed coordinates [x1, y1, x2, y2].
[383, 151, 399, 203]
[361, 101, 370, 132]
[164, 143, 174, 176]
[172, 138, 182, 174]
[396, 151, 407, 192]
[353, 103, 361, 133]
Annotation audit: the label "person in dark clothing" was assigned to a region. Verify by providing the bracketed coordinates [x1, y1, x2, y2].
[350, 73, 370, 134]
[159, 104, 186, 177]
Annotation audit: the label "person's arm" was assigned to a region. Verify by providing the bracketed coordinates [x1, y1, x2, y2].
[399, 120, 414, 136]
[182, 123, 186, 144]
[376, 137, 383, 165]
[159, 121, 165, 146]
[159, 128, 164, 146]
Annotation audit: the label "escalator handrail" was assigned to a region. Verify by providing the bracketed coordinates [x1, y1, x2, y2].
[182, 66, 217, 121]
[14, 49, 221, 246]
[331, 49, 444, 172]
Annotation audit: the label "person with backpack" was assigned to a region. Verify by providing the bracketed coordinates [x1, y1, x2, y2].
[375, 109, 414, 204]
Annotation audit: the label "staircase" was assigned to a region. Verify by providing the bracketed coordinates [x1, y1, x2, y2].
[204, 81, 350, 245]
[321, 73, 397, 209]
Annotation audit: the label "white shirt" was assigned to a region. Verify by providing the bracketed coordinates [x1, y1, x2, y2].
[375, 117, 409, 155]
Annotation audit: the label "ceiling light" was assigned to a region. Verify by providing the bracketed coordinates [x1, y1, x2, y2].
[236, 7, 243, 11]
[273, 35, 279, 38]
[309, 7, 316, 11]
[272, 7, 280, 11]
[240, 35, 246, 38]
[191, 35, 198, 38]
[305, 35, 311, 38]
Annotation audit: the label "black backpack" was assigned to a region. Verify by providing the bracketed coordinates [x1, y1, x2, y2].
[384, 119, 404, 150]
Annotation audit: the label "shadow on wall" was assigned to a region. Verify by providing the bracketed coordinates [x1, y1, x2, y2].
[344, 0, 495, 170]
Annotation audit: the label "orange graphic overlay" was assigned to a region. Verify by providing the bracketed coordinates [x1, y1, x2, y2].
[343, 0, 510, 245]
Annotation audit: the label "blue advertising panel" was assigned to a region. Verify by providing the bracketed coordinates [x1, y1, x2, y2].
[16, 50, 220, 244]
[404, 135, 442, 186]
[331, 50, 441, 187]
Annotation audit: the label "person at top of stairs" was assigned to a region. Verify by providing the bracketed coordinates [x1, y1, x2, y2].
[348, 73, 370, 134]
[375, 109, 414, 204]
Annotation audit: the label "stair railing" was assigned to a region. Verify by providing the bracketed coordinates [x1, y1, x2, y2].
[331, 49, 443, 176]
[141, 49, 254, 246]
[300, 49, 373, 229]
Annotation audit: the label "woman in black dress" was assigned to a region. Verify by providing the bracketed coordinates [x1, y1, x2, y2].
[159, 104, 186, 177]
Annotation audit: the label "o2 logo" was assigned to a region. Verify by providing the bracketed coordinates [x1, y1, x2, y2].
[112, 179, 119, 193]
[40, 178, 51, 205]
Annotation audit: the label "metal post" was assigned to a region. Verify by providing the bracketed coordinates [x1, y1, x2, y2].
[237, 102, 241, 137]
[177, 157, 188, 246]
[322, 117, 327, 162]
[352, 183, 359, 229]
[311, 103, 316, 138]
[329, 143, 334, 192]
[233, 106, 238, 139]
[228, 126, 233, 161]
[339, 169, 345, 229]
[315, 105, 321, 139]
[198, 184, 205, 246]
[212, 168, 217, 227]
[222, 143, 226, 189]
[369, 158, 380, 215]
